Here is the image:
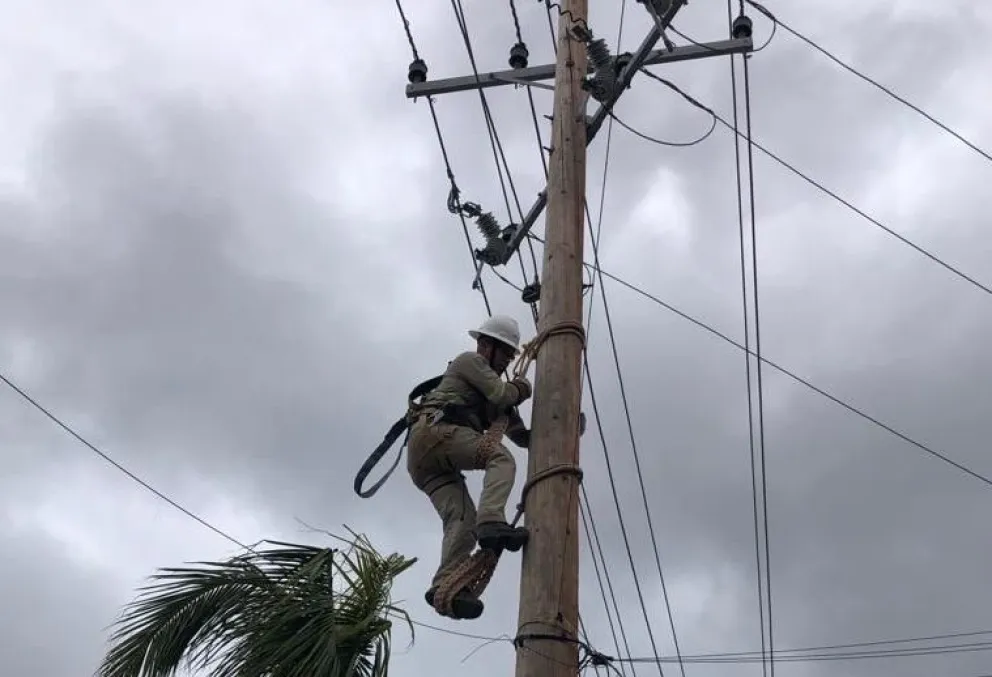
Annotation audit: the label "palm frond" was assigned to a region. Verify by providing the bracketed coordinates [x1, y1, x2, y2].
[97, 531, 416, 677]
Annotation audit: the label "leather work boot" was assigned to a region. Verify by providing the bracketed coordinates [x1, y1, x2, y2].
[424, 586, 484, 620]
[475, 521, 529, 552]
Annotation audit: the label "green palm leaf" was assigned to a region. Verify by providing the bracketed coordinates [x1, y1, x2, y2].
[97, 531, 416, 677]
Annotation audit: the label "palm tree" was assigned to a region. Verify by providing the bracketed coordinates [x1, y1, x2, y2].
[97, 530, 417, 677]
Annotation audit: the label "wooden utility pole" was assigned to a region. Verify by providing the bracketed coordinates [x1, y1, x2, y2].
[403, 3, 750, 675]
[513, 2, 588, 677]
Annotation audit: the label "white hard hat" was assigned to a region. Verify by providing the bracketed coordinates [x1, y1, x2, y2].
[469, 315, 521, 353]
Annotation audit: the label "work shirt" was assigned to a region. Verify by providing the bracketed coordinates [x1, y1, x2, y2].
[420, 351, 530, 448]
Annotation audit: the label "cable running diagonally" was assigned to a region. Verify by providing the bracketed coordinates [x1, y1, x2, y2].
[744, 0, 992, 165]
[0, 371, 253, 552]
[638, 68, 992, 299]
[527, 232, 992, 489]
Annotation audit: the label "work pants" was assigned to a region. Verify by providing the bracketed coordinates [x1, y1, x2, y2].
[407, 417, 516, 588]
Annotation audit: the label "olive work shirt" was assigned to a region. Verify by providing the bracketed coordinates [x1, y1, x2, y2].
[419, 351, 530, 448]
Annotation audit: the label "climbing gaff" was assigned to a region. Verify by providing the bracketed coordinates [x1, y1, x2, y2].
[353, 375, 443, 498]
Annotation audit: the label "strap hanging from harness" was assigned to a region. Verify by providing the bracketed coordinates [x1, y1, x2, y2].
[353, 375, 443, 498]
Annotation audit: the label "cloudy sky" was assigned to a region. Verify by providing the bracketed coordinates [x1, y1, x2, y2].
[2, 0, 991, 676]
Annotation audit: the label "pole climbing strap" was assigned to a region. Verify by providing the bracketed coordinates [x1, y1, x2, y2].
[510, 463, 584, 527]
[511, 320, 586, 379]
[432, 462, 583, 618]
[353, 375, 443, 498]
[433, 460, 584, 618]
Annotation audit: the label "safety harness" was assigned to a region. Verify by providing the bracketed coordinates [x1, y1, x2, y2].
[352, 375, 443, 498]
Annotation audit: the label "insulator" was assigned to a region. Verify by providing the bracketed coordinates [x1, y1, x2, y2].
[522, 282, 541, 304]
[509, 42, 529, 69]
[587, 38, 612, 72]
[475, 212, 501, 240]
[408, 58, 428, 84]
[732, 14, 753, 39]
[585, 39, 617, 103]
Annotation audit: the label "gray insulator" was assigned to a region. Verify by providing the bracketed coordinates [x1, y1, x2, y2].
[587, 38, 612, 71]
[476, 212, 501, 240]
[586, 39, 617, 102]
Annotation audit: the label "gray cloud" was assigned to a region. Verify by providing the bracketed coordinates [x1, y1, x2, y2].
[2, 1, 991, 677]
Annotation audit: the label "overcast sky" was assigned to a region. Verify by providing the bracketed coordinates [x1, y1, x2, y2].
[2, 1, 991, 676]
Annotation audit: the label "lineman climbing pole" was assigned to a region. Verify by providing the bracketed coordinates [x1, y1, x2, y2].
[406, 1, 752, 675]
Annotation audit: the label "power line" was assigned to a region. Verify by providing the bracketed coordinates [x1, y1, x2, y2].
[408, 616, 992, 664]
[583, 214, 686, 675]
[608, 109, 717, 147]
[0, 370, 254, 552]
[581, 350, 669, 677]
[620, 640, 992, 664]
[744, 0, 992, 166]
[391, 0, 494, 315]
[580, 492, 631, 677]
[727, 3, 770, 674]
[637, 68, 992, 299]
[449, 0, 541, 321]
[525, 231, 992, 489]
[738, 28, 776, 677]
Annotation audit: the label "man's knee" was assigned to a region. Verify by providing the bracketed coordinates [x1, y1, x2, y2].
[496, 446, 515, 473]
[479, 443, 514, 473]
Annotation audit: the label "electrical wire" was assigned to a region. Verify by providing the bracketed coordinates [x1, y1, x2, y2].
[637, 68, 992, 299]
[584, 207, 687, 676]
[0, 371, 255, 553]
[449, 0, 541, 321]
[744, 0, 992, 165]
[580, 495, 630, 677]
[526, 231, 992, 489]
[408, 615, 992, 664]
[608, 109, 717, 147]
[740, 34, 776, 677]
[726, 2, 769, 674]
[580, 351, 669, 677]
[391, 0, 493, 315]
[668, 16, 777, 54]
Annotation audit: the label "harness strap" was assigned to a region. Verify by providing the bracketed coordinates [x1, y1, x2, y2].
[353, 375, 443, 498]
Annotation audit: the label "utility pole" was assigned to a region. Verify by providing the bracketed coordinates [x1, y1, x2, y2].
[513, 1, 588, 676]
[404, 3, 753, 675]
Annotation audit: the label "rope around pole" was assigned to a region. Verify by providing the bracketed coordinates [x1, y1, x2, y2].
[432, 320, 588, 618]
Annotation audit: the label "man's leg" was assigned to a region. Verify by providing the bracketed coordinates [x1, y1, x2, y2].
[408, 423, 486, 620]
[444, 427, 528, 552]
[426, 475, 477, 588]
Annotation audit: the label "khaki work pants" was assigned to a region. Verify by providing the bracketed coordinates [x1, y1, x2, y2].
[407, 416, 516, 588]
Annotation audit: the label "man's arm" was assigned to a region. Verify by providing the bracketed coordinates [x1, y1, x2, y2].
[451, 352, 528, 409]
[505, 407, 530, 448]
